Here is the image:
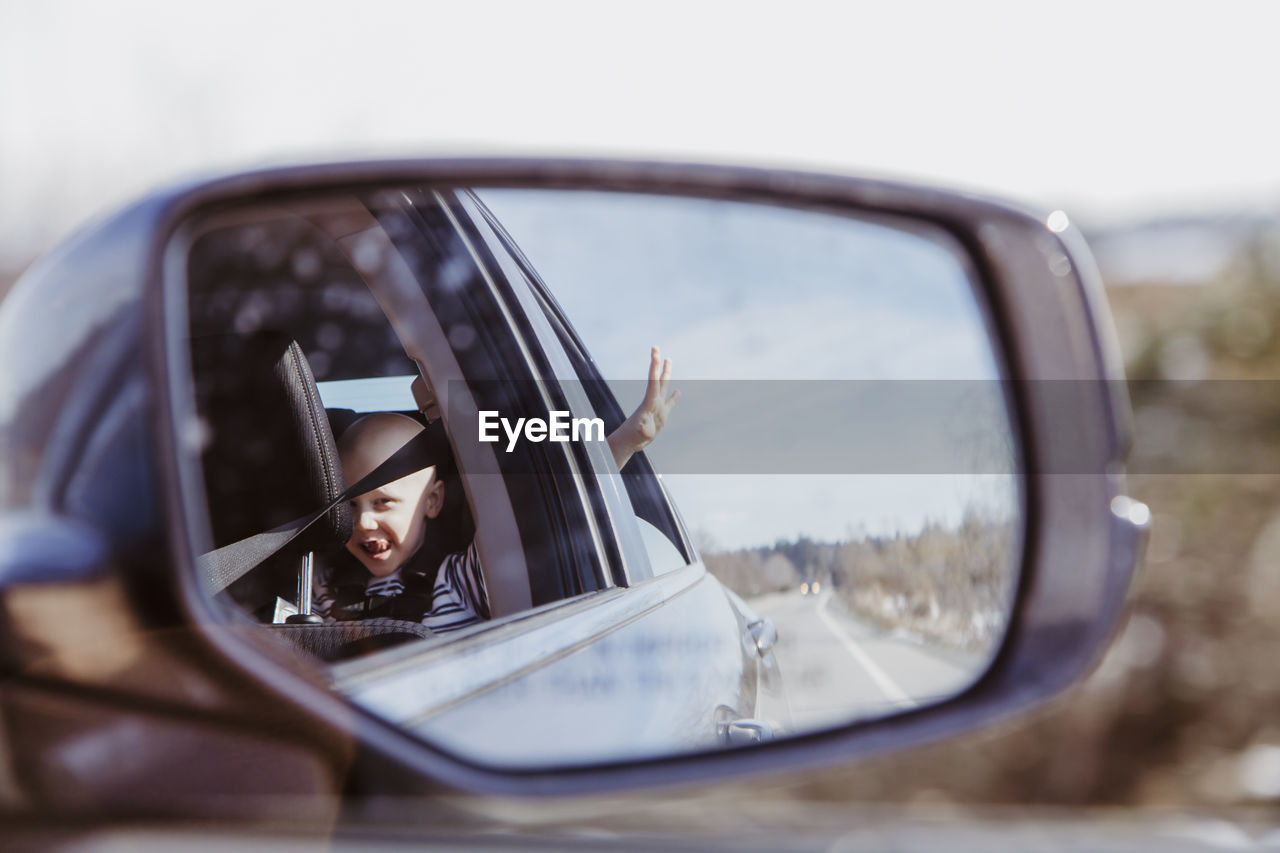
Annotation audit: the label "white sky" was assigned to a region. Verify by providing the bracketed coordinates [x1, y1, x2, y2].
[4, 1, 1280, 269]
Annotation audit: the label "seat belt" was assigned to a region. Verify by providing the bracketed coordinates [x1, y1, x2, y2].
[199, 429, 441, 595]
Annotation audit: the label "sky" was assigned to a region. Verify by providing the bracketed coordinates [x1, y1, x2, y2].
[4, 1, 1280, 269]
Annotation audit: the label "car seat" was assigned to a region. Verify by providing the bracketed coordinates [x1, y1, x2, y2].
[190, 331, 435, 659]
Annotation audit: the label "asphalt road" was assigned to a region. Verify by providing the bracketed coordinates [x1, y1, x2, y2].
[749, 589, 982, 733]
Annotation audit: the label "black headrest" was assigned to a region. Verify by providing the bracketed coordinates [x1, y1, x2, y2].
[191, 331, 352, 555]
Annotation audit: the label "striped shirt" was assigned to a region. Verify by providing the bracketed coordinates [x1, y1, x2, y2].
[363, 543, 490, 633]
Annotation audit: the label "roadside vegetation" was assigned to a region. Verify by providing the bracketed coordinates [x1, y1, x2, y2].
[703, 509, 1017, 655]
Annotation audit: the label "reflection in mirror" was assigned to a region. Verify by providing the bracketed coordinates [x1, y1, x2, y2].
[178, 184, 1021, 769]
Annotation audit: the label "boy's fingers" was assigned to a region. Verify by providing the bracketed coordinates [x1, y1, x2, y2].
[665, 388, 681, 412]
[643, 381, 660, 407]
[641, 348, 663, 405]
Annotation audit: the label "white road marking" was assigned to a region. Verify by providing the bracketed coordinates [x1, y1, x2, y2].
[816, 593, 917, 709]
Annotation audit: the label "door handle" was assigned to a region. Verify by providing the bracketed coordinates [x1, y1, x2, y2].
[720, 718, 774, 745]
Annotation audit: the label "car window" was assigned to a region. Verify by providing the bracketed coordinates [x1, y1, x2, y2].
[181, 194, 619, 643]
[383, 188, 621, 598]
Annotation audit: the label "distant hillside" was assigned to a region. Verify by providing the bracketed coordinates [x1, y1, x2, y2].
[1083, 211, 1279, 287]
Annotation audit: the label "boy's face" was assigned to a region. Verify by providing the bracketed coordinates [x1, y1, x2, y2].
[345, 467, 443, 577]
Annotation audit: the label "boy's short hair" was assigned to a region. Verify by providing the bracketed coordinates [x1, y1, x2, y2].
[337, 412, 430, 483]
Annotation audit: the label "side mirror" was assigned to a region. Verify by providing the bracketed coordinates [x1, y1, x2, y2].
[0, 159, 1146, 798]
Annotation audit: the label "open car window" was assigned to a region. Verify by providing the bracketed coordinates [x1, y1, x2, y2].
[181, 191, 636, 664]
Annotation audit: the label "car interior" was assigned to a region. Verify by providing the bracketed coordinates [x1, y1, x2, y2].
[185, 209, 481, 664]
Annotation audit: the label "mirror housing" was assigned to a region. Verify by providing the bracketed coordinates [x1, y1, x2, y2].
[0, 158, 1146, 800]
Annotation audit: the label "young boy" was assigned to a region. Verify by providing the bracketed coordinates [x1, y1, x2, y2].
[330, 411, 485, 632]
[322, 347, 679, 632]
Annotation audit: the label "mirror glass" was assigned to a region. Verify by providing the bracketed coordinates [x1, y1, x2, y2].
[178, 183, 1021, 769]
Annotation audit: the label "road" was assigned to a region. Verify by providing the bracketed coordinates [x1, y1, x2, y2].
[749, 589, 982, 733]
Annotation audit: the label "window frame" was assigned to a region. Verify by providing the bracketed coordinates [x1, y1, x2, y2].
[372, 187, 629, 605]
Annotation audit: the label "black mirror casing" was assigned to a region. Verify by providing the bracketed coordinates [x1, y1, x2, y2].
[0, 159, 1146, 803]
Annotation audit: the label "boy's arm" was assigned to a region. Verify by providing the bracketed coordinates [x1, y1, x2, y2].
[422, 543, 489, 632]
[607, 346, 680, 470]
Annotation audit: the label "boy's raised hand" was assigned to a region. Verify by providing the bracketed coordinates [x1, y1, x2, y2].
[607, 346, 680, 470]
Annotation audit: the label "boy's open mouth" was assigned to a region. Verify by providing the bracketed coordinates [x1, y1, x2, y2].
[361, 540, 391, 558]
